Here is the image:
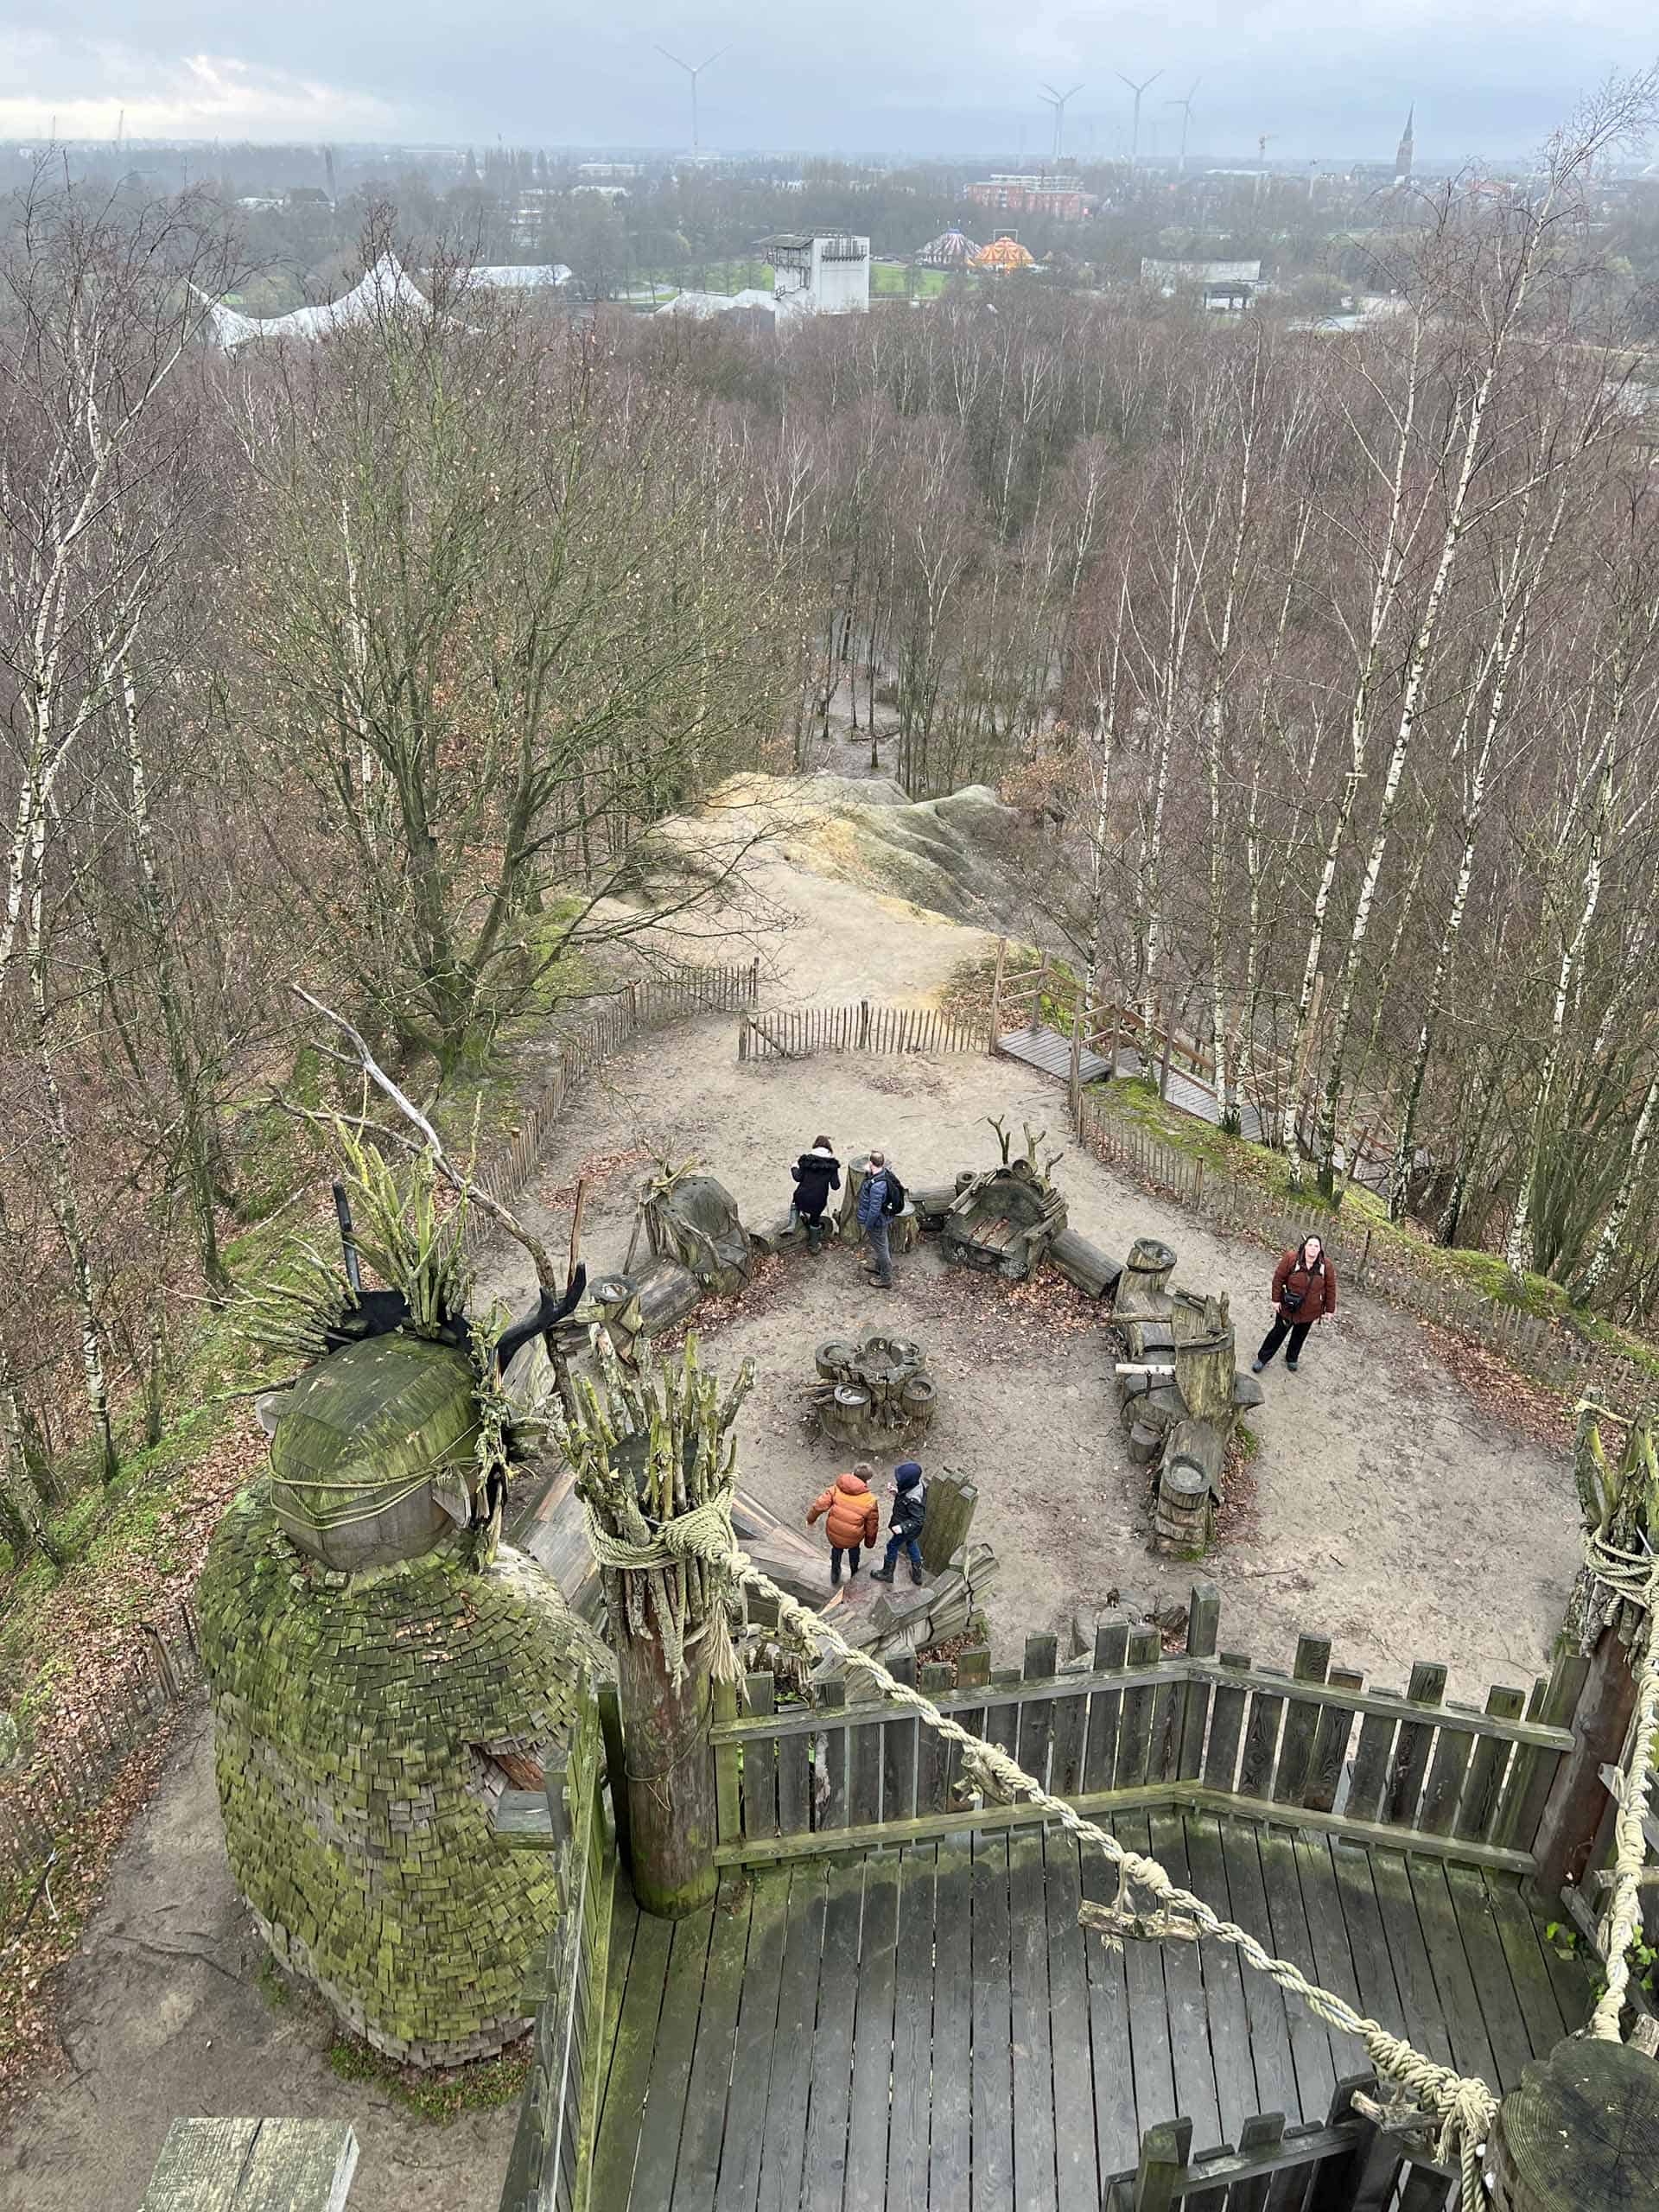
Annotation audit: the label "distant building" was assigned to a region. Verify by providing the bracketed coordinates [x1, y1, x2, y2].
[197, 253, 442, 349]
[569, 183, 631, 202]
[577, 162, 640, 182]
[965, 173, 1089, 222]
[757, 232, 871, 315]
[1141, 256, 1262, 303]
[1395, 107, 1415, 185]
[287, 186, 331, 209]
[456, 264, 573, 291]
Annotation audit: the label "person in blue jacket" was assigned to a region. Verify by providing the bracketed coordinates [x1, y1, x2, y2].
[870, 1461, 927, 1584]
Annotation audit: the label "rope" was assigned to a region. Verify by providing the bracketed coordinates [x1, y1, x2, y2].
[591, 1494, 1498, 2197]
[1581, 1529, 1659, 2042]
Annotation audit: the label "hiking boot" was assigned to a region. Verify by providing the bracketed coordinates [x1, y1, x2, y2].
[909, 1562, 924, 1586]
[874, 1280, 893, 1292]
[1250, 1358, 1266, 1374]
[871, 1567, 895, 1583]
[830, 1566, 842, 1586]
[1285, 1361, 1300, 1374]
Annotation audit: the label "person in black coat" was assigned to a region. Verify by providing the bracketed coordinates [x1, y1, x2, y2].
[790, 1135, 841, 1254]
[870, 1461, 927, 1585]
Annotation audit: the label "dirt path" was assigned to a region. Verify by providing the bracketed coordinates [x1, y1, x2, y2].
[0, 1703, 517, 2212]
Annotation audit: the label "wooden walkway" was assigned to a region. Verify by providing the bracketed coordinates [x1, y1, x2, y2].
[994, 1026, 1267, 1145]
[589, 1816, 1586, 2212]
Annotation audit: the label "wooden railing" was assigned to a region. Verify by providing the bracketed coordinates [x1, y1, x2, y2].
[459, 961, 759, 1252]
[709, 1592, 1580, 1876]
[498, 1682, 614, 2212]
[736, 1000, 988, 1061]
[1107, 2081, 1452, 2209]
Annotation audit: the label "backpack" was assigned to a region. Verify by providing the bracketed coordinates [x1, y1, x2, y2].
[880, 1170, 906, 1217]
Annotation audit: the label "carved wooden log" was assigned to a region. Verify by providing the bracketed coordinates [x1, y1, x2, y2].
[1128, 1421, 1163, 1465]
[843, 1157, 922, 1252]
[1049, 1229, 1124, 1301]
[1172, 1328, 1238, 1426]
[919, 1471, 978, 1575]
[1166, 1416, 1226, 1497]
[1119, 1236, 1177, 1309]
[1489, 2037, 1659, 2210]
[911, 1185, 958, 1230]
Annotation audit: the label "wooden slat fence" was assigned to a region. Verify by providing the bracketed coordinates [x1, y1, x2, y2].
[1106, 2082, 1452, 2210]
[737, 1000, 989, 1063]
[457, 962, 758, 1252]
[708, 1596, 1581, 1875]
[1071, 1090, 1656, 1408]
[499, 1681, 613, 2212]
[0, 1599, 202, 1917]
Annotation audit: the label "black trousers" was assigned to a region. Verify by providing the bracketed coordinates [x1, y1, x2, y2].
[831, 1544, 861, 1578]
[1256, 1315, 1313, 1368]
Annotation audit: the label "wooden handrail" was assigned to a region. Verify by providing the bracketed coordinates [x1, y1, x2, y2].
[706, 1656, 1573, 1753]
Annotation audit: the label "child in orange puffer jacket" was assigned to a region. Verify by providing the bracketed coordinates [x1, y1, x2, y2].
[807, 1463, 881, 1586]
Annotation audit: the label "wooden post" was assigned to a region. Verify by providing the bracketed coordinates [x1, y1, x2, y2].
[919, 1471, 979, 1577]
[1031, 952, 1048, 1032]
[1488, 2037, 1659, 2210]
[1158, 1007, 1174, 1100]
[989, 934, 1006, 1044]
[1127, 2117, 1192, 2210]
[1528, 1629, 1622, 1903]
[612, 1610, 716, 1918]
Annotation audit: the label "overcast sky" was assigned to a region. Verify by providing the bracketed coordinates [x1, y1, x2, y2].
[0, 5, 1652, 162]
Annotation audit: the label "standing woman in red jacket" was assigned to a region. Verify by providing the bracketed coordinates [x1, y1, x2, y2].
[1252, 1235, 1337, 1375]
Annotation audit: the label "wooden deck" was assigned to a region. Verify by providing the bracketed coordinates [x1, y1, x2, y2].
[994, 1025, 1268, 1144]
[588, 1815, 1586, 2212]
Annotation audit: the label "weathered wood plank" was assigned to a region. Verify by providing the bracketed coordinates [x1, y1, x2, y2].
[887, 1847, 937, 2212]
[1290, 1832, 1370, 2079]
[1151, 1808, 1222, 2152]
[1441, 1861, 1532, 2092]
[1404, 1856, 1497, 2089]
[800, 1856, 864, 2212]
[1325, 1840, 1408, 2069]
[1305, 1668, 1362, 1815]
[849, 1708, 882, 1829]
[711, 1867, 791, 2212]
[1255, 1822, 1337, 2118]
[778, 1732, 812, 1840]
[1457, 1688, 1525, 1846]
[916, 1662, 953, 1815]
[626, 1908, 716, 2212]
[1010, 1826, 1059, 2212]
[1116, 1630, 1163, 1789]
[1237, 1674, 1286, 1802]
[1078, 1829, 1142, 2179]
[1084, 1618, 1131, 1793]
[1213, 1821, 1298, 2123]
[743, 1674, 779, 1843]
[971, 1832, 1018, 2212]
[755, 1865, 827, 2212]
[817, 1682, 847, 1834]
[142, 2121, 360, 2212]
[1273, 1638, 1332, 1807]
[1176, 1586, 1221, 1783]
[1419, 1704, 1479, 1840]
[1203, 1654, 1249, 1796]
[1115, 1812, 1179, 2141]
[881, 1654, 919, 1825]
[1365, 1850, 1455, 2073]
[842, 1853, 899, 2212]
[593, 1910, 672, 2212]
[1182, 1814, 1260, 2141]
[1017, 1632, 1060, 1791]
[1483, 1877, 1572, 2059]
[1385, 1663, 1447, 1830]
[1044, 1829, 1101, 2212]
[1344, 1710, 1396, 1827]
[927, 1834, 975, 2210]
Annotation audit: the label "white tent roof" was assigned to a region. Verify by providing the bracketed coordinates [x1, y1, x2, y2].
[460, 264, 572, 289]
[656, 286, 814, 323]
[198, 253, 439, 348]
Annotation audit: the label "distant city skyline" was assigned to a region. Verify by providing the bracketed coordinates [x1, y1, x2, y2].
[0, 9, 1652, 164]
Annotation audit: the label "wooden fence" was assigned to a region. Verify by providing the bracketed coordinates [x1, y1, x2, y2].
[0, 1599, 202, 1911]
[1072, 1090, 1658, 1409]
[498, 1681, 613, 2212]
[1107, 2086, 1452, 2210]
[709, 1592, 1580, 1874]
[737, 1000, 988, 1062]
[458, 962, 758, 1250]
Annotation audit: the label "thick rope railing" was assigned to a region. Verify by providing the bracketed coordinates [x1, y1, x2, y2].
[1580, 1528, 1659, 2043]
[586, 1490, 1498, 2205]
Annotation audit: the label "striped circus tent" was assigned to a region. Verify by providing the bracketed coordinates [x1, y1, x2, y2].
[916, 226, 982, 268]
[973, 233, 1037, 270]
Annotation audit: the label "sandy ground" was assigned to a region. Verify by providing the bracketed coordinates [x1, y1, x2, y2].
[1, 801, 1581, 2209]
[478, 1036, 1577, 1700]
[0, 1704, 515, 2212]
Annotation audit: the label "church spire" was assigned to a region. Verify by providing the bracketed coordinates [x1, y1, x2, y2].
[1395, 105, 1415, 181]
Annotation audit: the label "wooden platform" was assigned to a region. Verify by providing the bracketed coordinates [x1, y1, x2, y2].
[996, 1025, 1111, 1084]
[588, 1816, 1586, 2212]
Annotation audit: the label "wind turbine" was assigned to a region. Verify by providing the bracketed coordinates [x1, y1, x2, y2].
[1117, 71, 1163, 168]
[655, 42, 731, 161]
[1164, 78, 1199, 175]
[1039, 82, 1084, 163]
